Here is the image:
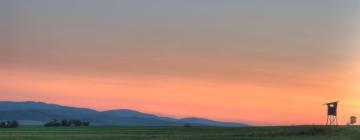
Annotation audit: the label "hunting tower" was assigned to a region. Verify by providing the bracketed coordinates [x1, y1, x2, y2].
[324, 101, 339, 126]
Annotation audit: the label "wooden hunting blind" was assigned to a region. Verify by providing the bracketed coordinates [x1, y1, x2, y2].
[350, 116, 357, 125]
[324, 101, 339, 126]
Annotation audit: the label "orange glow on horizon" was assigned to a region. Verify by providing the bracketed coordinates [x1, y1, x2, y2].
[1, 64, 359, 126]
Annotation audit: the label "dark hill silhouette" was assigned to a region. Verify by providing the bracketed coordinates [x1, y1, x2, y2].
[0, 101, 248, 127]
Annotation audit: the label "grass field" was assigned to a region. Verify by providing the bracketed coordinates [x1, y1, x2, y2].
[0, 126, 359, 140]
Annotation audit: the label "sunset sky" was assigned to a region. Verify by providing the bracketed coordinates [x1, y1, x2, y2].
[1, 0, 360, 125]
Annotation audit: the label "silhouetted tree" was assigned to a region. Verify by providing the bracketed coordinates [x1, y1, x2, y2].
[0, 120, 19, 128]
[44, 119, 90, 127]
[0, 122, 5, 128]
[71, 119, 82, 126]
[61, 119, 71, 126]
[184, 123, 192, 128]
[82, 121, 90, 126]
[10, 120, 18, 128]
[44, 119, 62, 127]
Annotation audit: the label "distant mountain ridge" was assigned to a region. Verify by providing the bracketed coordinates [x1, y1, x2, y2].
[0, 101, 248, 127]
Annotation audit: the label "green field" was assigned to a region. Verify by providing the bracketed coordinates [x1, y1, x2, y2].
[0, 126, 359, 140]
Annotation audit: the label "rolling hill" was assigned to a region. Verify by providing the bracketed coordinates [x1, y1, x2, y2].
[0, 101, 247, 127]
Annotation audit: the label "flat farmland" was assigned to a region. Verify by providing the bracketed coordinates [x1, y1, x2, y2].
[0, 126, 359, 140]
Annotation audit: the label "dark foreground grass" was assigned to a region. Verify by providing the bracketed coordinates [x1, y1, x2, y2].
[0, 125, 359, 140]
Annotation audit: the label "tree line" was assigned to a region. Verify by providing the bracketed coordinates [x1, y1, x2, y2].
[0, 120, 19, 128]
[44, 119, 90, 127]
